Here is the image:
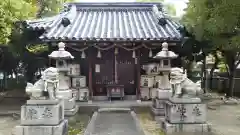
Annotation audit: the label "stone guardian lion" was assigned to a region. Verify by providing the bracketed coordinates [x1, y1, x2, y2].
[25, 67, 59, 100]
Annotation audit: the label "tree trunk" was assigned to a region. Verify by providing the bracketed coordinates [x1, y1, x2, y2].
[209, 52, 219, 90]
[228, 69, 236, 97]
[202, 55, 207, 93]
[224, 51, 236, 97]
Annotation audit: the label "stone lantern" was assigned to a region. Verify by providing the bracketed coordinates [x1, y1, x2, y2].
[48, 42, 78, 116]
[154, 42, 178, 92]
[151, 42, 178, 117]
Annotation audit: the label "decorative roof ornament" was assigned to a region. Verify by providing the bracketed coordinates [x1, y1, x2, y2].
[61, 4, 77, 27]
[48, 42, 74, 59]
[152, 5, 167, 26]
[153, 42, 178, 59]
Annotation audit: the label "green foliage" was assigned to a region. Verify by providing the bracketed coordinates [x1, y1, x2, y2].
[35, 0, 76, 18]
[182, 0, 240, 51]
[68, 126, 83, 135]
[218, 62, 227, 73]
[26, 44, 48, 54]
[0, 0, 37, 44]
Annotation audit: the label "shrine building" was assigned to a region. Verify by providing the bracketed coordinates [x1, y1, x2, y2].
[23, 2, 183, 101]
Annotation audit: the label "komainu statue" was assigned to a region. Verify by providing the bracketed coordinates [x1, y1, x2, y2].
[170, 67, 203, 98]
[26, 67, 59, 100]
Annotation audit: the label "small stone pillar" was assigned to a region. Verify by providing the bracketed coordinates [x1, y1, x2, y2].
[151, 42, 178, 118]
[48, 42, 78, 116]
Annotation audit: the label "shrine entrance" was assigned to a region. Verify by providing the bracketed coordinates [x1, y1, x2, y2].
[92, 47, 137, 97]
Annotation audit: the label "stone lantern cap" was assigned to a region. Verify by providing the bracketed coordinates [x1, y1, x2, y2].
[48, 42, 74, 59]
[153, 42, 178, 59]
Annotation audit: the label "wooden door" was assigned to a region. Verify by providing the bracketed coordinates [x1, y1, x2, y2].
[93, 48, 114, 96]
[117, 49, 136, 95]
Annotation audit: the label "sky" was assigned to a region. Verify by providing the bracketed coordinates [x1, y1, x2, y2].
[78, 0, 188, 17]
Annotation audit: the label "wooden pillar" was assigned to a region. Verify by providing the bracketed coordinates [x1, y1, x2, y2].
[136, 49, 141, 100]
[88, 47, 93, 100]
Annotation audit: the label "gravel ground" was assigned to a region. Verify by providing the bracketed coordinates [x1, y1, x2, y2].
[0, 116, 20, 135]
[137, 113, 164, 135]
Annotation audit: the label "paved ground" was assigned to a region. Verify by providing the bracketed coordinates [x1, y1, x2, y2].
[0, 116, 20, 135]
[207, 104, 240, 135]
[88, 111, 144, 135]
[0, 91, 240, 135]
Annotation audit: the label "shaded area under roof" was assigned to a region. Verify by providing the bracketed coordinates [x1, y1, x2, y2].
[25, 2, 183, 42]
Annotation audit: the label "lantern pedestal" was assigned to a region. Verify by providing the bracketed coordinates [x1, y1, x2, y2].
[151, 89, 172, 118]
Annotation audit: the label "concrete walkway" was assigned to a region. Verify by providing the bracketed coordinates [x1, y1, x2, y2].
[85, 110, 145, 135]
[207, 104, 240, 135]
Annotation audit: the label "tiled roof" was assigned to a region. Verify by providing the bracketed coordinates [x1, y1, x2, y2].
[25, 2, 182, 42]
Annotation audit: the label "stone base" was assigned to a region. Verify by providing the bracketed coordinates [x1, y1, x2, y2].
[152, 98, 165, 108]
[14, 119, 68, 135]
[155, 116, 165, 123]
[165, 98, 206, 124]
[157, 90, 172, 99]
[63, 97, 76, 110]
[137, 100, 141, 103]
[64, 106, 78, 116]
[151, 106, 164, 116]
[161, 120, 211, 134]
[21, 100, 64, 125]
[56, 90, 73, 99]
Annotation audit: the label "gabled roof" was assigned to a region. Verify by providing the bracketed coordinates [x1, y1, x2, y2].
[25, 2, 183, 42]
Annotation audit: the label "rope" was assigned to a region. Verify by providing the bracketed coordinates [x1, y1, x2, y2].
[67, 43, 159, 52]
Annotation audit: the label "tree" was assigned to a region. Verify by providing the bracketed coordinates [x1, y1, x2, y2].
[0, 0, 37, 44]
[182, 0, 240, 97]
[137, 0, 176, 16]
[35, 0, 75, 18]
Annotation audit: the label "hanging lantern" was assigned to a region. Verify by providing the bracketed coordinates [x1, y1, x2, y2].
[149, 49, 153, 57]
[81, 51, 86, 59]
[114, 48, 118, 55]
[132, 50, 136, 58]
[97, 50, 101, 58]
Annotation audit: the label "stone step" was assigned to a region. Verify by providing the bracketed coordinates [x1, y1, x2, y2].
[98, 108, 131, 112]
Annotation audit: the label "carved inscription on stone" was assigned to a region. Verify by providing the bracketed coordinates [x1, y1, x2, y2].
[175, 104, 187, 122]
[192, 104, 202, 116]
[25, 106, 53, 120]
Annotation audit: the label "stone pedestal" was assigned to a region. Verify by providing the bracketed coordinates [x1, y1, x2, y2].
[161, 97, 211, 134]
[151, 98, 165, 116]
[56, 90, 78, 116]
[14, 100, 68, 135]
[151, 90, 172, 117]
